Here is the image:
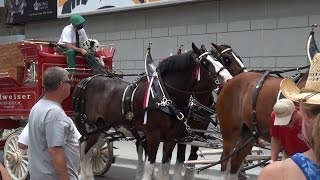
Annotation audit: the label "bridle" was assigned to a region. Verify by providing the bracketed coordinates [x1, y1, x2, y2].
[158, 51, 221, 95]
[213, 47, 247, 76]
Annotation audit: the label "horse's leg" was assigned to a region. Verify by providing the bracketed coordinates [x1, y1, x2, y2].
[135, 140, 145, 180]
[157, 140, 175, 180]
[220, 134, 239, 180]
[229, 129, 255, 180]
[229, 142, 254, 180]
[173, 143, 186, 180]
[142, 133, 160, 180]
[184, 145, 199, 180]
[78, 141, 95, 180]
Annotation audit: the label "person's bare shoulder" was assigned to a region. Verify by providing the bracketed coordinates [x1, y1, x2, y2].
[259, 159, 306, 180]
[259, 161, 285, 179]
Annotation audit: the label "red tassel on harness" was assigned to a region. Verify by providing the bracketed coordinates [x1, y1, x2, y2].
[195, 66, 200, 81]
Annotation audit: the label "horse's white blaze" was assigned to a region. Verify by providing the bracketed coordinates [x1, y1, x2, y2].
[173, 163, 184, 180]
[206, 55, 233, 82]
[157, 162, 170, 180]
[142, 161, 155, 180]
[231, 52, 247, 72]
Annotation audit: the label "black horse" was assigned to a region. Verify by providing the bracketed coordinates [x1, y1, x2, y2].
[73, 43, 225, 180]
[173, 43, 246, 180]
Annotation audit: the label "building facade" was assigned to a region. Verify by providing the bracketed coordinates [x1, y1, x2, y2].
[20, 0, 320, 80]
[0, 7, 25, 44]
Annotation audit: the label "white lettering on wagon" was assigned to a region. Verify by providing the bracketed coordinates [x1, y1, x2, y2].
[0, 92, 35, 109]
[0, 93, 32, 100]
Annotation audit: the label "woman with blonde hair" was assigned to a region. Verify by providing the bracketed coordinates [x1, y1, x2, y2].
[259, 54, 320, 179]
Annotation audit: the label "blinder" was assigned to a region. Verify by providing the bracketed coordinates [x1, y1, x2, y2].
[196, 51, 225, 84]
[218, 48, 233, 65]
[211, 46, 247, 76]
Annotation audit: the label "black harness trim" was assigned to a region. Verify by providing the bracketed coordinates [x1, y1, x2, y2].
[73, 74, 104, 141]
[251, 71, 269, 138]
[122, 76, 144, 120]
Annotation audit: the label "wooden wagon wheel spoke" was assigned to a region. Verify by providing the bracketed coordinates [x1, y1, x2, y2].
[98, 157, 106, 166]
[8, 142, 15, 151]
[4, 132, 29, 180]
[101, 155, 109, 164]
[91, 140, 113, 176]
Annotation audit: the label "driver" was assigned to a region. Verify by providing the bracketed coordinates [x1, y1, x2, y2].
[57, 14, 106, 74]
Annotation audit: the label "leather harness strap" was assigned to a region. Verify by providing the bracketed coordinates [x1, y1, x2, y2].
[251, 71, 270, 137]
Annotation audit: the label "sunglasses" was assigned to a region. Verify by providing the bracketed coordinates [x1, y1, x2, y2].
[62, 79, 71, 85]
[75, 24, 83, 30]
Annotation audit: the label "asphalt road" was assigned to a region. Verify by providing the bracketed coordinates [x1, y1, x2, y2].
[95, 162, 221, 180]
[0, 139, 262, 180]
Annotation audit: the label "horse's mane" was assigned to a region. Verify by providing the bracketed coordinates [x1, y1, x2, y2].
[158, 51, 195, 75]
[221, 44, 231, 48]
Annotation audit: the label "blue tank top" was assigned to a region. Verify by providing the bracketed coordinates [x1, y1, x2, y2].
[291, 153, 320, 180]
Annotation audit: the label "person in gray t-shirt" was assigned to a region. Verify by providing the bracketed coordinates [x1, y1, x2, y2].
[28, 67, 80, 180]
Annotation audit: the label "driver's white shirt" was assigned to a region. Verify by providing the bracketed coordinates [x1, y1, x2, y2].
[57, 24, 88, 46]
[18, 123, 29, 145]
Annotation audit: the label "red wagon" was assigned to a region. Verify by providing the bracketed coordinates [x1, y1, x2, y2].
[0, 40, 115, 179]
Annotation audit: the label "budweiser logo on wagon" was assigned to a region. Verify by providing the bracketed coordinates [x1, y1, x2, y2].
[0, 92, 36, 109]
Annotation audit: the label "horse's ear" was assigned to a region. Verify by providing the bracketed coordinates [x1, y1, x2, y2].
[192, 43, 200, 54]
[201, 44, 206, 50]
[211, 43, 220, 51]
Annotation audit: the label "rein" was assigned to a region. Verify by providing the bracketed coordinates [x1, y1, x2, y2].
[159, 80, 215, 94]
[156, 53, 219, 95]
[194, 129, 270, 173]
[251, 65, 309, 77]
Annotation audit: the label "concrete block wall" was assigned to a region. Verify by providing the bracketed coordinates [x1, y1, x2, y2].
[24, 0, 320, 81]
[0, 8, 25, 44]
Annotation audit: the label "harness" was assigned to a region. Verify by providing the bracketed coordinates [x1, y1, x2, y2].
[74, 49, 218, 144]
[196, 70, 307, 172]
[247, 71, 307, 143]
[251, 71, 269, 137]
[215, 47, 247, 75]
[73, 74, 106, 141]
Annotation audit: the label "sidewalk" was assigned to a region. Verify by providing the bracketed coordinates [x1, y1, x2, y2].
[112, 141, 263, 179]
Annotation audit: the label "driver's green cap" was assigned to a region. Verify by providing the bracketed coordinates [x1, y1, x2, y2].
[70, 14, 85, 26]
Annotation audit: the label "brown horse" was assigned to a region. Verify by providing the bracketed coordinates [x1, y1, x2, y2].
[209, 43, 309, 179]
[73, 43, 230, 180]
[211, 43, 248, 77]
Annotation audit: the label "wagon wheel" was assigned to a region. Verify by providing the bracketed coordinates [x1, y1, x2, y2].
[4, 131, 29, 180]
[91, 139, 113, 176]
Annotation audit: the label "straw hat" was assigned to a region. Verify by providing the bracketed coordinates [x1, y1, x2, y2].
[280, 53, 320, 104]
[273, 98, 295, 125]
